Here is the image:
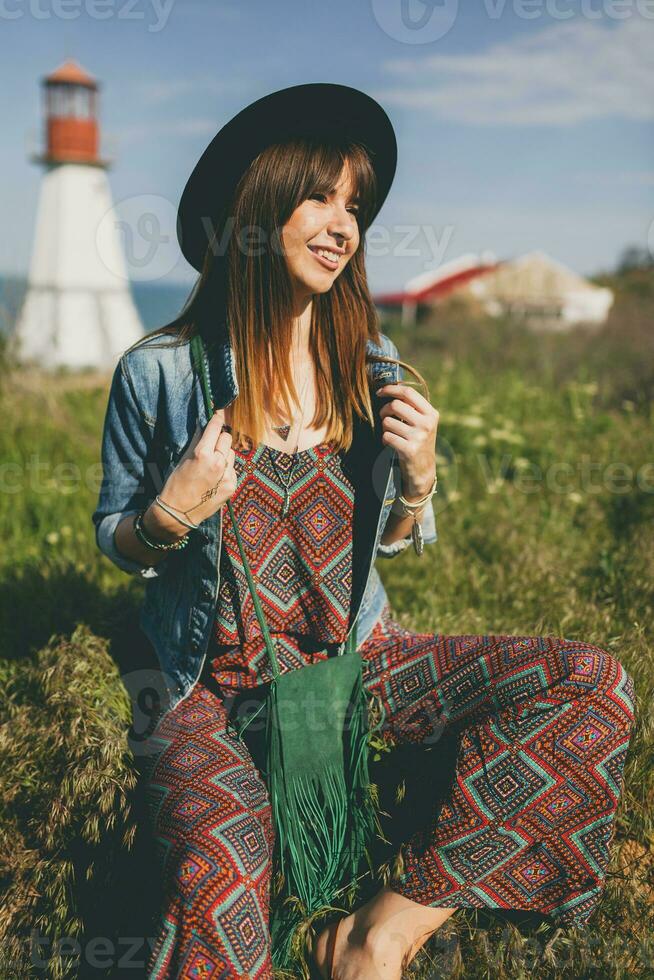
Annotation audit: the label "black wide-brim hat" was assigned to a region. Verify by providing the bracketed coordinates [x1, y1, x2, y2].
[176, 82, 398, 273]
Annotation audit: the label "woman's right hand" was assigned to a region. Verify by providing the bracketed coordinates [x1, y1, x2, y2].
[155, 408, 238, 529]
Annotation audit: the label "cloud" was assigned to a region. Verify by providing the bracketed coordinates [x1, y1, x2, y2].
[379, 17, 654, 125]
[135, 76, 249, 107]
[111, 75, 263, 145]
[110, 117, 218, 147]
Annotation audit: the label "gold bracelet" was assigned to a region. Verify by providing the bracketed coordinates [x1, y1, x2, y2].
[154, 495, 201, 530]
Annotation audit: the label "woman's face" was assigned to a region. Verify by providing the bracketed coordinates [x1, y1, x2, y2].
[281, 161, 361, 299]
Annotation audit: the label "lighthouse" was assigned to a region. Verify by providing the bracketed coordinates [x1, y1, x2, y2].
[11, 59, 144, 371]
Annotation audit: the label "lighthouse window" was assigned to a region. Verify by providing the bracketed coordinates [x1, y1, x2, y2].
[47, 84, 93, 119]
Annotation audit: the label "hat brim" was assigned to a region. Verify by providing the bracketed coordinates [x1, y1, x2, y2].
[176, 82, 397, 273]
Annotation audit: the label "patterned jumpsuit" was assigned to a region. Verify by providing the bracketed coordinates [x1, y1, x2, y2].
[142, 437, 635, 979]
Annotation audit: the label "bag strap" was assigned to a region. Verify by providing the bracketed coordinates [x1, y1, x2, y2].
[189, 334, 357, 672]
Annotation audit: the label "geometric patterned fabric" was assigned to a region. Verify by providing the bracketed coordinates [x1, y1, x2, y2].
[141, 444, 636, 978]
[209, 438, 353, 692]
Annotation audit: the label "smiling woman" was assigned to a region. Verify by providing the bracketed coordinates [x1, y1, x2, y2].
[91, 83, 635, 980]
[214, 135, 385, 456]
[125, 131, 425, 459]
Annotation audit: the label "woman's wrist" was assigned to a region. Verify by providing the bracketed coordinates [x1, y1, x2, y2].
[399, 470, 437, 506]
[402, 489, 429, 507]
[142, 500, 189, 544]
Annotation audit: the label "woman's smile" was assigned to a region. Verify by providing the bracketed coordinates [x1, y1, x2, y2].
[307, 244, 341, 271]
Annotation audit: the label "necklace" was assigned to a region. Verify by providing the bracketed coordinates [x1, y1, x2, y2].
[270, 343, 311, 441]
[267, 372, 312, 517]
[271, 423, 291, 440]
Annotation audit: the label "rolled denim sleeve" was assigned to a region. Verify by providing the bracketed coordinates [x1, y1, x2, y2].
[91, 355, 168, 578]
[375, 335, 439, 560]
[376, 533, 413, 558]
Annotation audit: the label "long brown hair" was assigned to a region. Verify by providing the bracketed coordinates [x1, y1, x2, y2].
[125, 136, 428, 451]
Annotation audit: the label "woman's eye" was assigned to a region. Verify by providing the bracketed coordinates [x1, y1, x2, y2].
[309, 192, 359, 215]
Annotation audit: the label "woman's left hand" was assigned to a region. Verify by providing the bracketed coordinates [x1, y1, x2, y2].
[376, 383, 439, 500]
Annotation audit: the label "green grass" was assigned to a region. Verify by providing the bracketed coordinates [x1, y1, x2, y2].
[0, 278, 652, 978]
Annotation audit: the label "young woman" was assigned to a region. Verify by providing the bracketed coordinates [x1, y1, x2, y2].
[92, 85, 635, 980]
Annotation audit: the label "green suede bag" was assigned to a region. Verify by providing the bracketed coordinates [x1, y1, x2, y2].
[190, 334, 384, 970]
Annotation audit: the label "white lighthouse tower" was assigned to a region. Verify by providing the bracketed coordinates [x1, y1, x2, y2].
[11, 59, 144, 370]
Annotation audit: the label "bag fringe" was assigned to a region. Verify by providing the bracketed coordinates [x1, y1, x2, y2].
[268, 675, 382, 972]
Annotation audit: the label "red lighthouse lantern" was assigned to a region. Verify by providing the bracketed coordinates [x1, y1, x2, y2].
[35, 58, 108, 168]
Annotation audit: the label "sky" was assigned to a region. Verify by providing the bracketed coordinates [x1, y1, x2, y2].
[2, 0, 653, 293]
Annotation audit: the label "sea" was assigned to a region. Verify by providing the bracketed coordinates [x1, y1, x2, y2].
[0, 274, 193, 342]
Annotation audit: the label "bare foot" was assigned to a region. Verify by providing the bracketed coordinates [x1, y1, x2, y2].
[312, 913, 405, 980]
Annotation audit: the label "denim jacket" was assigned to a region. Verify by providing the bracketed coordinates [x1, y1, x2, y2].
[91, 328, 437, 713]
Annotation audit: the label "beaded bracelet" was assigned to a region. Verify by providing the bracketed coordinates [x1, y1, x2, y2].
[133, 508, 190, 552]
